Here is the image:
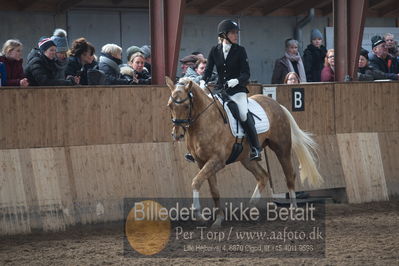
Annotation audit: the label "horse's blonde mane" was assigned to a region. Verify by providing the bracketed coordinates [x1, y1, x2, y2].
[178, 77, 198, 86]
[176, 77, 210, 99]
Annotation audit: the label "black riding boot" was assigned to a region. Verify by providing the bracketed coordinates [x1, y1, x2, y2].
[241, 113, 262, 161]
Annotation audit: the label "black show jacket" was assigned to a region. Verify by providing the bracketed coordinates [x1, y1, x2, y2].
[203, 43, 250, 95]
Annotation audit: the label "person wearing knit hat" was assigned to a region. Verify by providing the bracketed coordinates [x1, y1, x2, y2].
[126, 46, 143, 62]
[24, 37, 80, 86]
[51, 29, 68, 53]
[310, 29, 323, 41]
[140, 45, 152, 74]
[51, 28, 69, 79]
[368, 35, 399, 80]
[303, 28, 327, 82]
[140, 45, 151, 59]
[38, 38, 56, 53]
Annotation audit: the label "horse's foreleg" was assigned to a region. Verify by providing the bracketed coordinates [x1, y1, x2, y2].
[192, 159, 224, 220]
[207, 174, 224, 228]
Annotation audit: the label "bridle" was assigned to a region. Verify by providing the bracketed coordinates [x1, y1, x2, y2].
[170, 85, 215, 130]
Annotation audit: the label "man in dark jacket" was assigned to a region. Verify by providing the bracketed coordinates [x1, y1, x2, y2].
[358, 48, 388, 81]
[368, 35, 399, 80]
[25, 38, 79, 86]
[303, 29, 327, 82]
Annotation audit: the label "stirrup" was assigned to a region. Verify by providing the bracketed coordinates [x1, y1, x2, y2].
[250, 148, 262, 161]
[184, 153, 195, 163]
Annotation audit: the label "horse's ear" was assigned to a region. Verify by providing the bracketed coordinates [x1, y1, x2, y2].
[184, 80, 193, 92]
[165, 76, 175, 92]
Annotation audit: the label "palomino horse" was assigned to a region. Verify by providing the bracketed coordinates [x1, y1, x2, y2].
[166, 77, 323, 227]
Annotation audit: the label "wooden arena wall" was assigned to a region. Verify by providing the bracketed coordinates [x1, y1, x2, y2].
[0, 82, 398, 234]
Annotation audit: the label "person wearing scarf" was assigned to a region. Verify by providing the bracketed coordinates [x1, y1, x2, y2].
[98, 44, 132, 85]
[271, 39, 307, 84]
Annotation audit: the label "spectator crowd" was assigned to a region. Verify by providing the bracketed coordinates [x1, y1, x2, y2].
[271, 29, 399, 84]
[1, 27, 399, 88]
[0, 28, 152, 87]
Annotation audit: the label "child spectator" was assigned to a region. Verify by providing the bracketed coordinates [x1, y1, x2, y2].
[0, 39, 29, 86]
[99, 43, 132, 85]
[321, 49, 335, 82]
[25, 38, 79, 86]
[284, 72, 300, 84]
[303, 29, 327, 82]
[271, 38, 306, 84]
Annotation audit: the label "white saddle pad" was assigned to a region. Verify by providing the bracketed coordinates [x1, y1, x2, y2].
[215, 96, 270, 138]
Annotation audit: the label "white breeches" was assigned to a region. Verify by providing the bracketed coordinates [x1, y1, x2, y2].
[229, 92, 248, 121]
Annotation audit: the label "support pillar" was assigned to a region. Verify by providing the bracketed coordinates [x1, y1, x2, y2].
[150, 0, 185, 85]
[333, 0, 367, 81]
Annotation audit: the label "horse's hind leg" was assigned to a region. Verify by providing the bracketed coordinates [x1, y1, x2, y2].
[271, 145, 297, 208]
[207, 174, 224, 228]
[240, 158, 270, 204]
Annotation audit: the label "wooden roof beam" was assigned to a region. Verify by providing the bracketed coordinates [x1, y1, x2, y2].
[368, 0, 381, 8]
[198, 0, 230, 14]
[321, 2, 333, 16]
[229, 0, 263, 14]
[379, 1, 399, 17]
[111, 0, 123, 5]
[293, 0, 331, 15]
[17, 0, 38, 11]
[56, 0, 84, 13]
[369, 0, 393, 9]
[262, 0, 293, 16]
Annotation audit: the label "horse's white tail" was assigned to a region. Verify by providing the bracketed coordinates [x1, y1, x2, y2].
[280, 105, 323, 187]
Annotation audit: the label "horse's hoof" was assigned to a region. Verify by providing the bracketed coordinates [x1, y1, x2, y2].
[249, 198, 259, 206]
[211, 216, 224, 228]
[194, 212, 207, 224]
[211, 221, 222, 229]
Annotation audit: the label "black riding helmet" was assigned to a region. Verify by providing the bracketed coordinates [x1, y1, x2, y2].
[217, 19, 239, 39]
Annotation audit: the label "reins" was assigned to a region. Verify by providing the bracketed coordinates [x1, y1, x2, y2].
[170, 90, 215, 129]
[170, 83, 228, 132]
[206, 85, 227, 124]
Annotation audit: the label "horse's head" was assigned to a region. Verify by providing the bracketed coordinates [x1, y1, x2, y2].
[166, 76, 195, 141]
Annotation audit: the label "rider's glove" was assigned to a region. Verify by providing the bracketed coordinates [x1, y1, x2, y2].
[199, 80, 206, 89]
[227, 79, 239, 88]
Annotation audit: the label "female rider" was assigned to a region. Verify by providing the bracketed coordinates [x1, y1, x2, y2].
[201, 19, 262, 161]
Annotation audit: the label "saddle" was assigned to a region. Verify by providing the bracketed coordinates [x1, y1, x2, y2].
[214, 90, 269, 164]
